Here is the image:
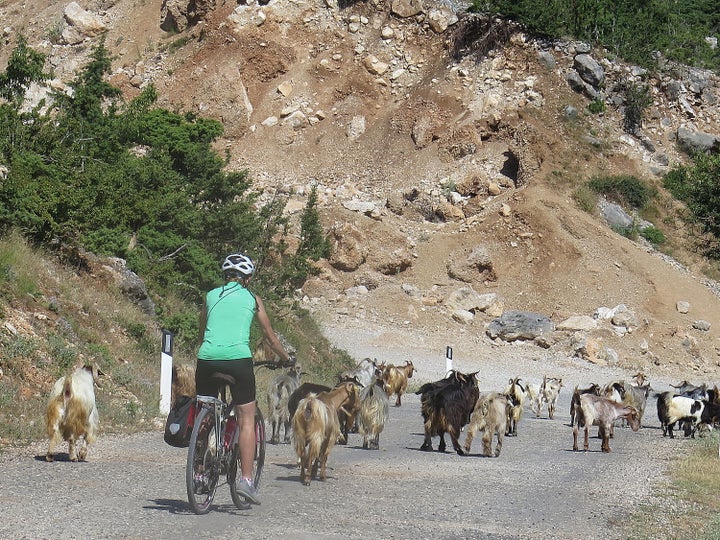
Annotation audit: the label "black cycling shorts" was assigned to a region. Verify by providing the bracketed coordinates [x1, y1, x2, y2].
[195, 358, 256, 406]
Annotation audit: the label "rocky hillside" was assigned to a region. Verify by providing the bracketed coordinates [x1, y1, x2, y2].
[2, 0, 720, 380]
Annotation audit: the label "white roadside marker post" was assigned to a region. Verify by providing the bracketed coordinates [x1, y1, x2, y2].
[160, 330, 173, 415]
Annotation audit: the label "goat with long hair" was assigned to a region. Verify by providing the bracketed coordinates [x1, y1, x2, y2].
[382, 360, 416, 407]
[46, 364, 100, 462]
[463, 392, 509, 457]
[292, 393, 341, 485]
[358, 376, 389, 450]
[417, 370, 479, 455]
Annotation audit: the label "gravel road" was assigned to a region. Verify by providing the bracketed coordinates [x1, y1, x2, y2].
[0, 323, 694, 539]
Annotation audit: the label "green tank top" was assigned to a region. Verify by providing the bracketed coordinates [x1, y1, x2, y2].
[198, 282, 256, 360]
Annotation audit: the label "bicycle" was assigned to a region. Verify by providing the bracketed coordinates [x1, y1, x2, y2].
[185, 359, 294, 514]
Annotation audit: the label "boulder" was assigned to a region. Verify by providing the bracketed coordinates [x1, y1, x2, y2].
[427, 5, 458, 33]
[573, 54, 605, 88]
[486, 310, 555, 342]
[62, 2, 107, 44]
[78, 250, 155, 315]
[676, 126, 720, 155]
[328, 222, 366, 271]
[160, 0, 216, 33]
[447, 245, 496, 283]
[391, 0, 424, 18]
[445, 287, 498, 313]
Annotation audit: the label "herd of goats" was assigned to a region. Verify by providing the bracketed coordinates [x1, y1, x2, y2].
[46, 356, 720, 482]
[256, 357, 720, 485]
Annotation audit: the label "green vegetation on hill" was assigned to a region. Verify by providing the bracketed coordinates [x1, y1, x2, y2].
[0, 36, 346, 447]
[0, 37, 330, 352]
[474, 0, 720, 70]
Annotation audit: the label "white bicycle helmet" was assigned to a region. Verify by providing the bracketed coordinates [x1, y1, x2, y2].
[222, 253, 255, 276]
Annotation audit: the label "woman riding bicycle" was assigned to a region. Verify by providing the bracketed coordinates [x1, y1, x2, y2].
[195, 253, 293, 504]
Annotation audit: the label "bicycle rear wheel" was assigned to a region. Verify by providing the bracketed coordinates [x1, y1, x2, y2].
[230, 407, 266, 509]
[186, 407, 219, 514]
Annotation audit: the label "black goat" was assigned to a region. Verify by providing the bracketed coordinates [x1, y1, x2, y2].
[416, 370, 479, 455]
[289, 382, 332, 420]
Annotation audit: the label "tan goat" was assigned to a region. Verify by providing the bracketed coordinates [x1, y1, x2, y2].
[171, 364, 195, 407]
[463, 392, 509, 457]
[503, 377, 525, 436]
[292, 393, 341, 485]
[382, 360, 415, 407]
[291, 382, 357, 484]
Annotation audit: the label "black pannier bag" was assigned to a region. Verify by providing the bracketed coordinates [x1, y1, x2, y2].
[163, 395, 196, 447]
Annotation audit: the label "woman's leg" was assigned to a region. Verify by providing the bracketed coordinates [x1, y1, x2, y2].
[237, 401, 256, 479]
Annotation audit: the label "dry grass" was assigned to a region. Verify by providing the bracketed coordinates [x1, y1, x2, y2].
[628, 434, 720, 539]
[0, 232, 160, 448]
[0, 232, 354, 449]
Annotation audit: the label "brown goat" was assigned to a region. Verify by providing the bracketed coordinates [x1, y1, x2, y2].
[382, 360, 416, 407]
[330, 380, 363, 445]
[463, 392, 509, 457]
[317, 381, 360, 442]
[171, 364, 196, 407]
[573, 394, 640, 453]
[292, 393, 341, 485]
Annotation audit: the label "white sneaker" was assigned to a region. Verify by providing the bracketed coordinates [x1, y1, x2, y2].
[236, 478, 260, 505]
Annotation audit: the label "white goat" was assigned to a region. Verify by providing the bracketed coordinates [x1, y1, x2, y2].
[573, 394, 640, 453]
[358, 378, 389, 450]
[536, 376, 563, 419]
[340, 357, 380, 389]
[46, 364, 100, 462]
[656, 391, 704, 438]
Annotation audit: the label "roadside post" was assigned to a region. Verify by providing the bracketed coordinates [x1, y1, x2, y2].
[446, 345, 453, 375]
[160, 330, 173, 415]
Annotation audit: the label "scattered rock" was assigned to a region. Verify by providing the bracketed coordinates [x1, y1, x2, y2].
[486, 311, 555, 342]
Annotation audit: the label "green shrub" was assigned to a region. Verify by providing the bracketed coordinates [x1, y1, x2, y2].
[616, 81, 652, 134]
[589, 174, 656, 210]
[641, 226, 666, 245]
[664, 153, 720, 257]
[474, 0, 720, 70]
[587, 99, 606, 114]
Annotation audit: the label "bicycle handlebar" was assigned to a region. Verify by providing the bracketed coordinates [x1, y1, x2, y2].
[253, 357, 297, 369]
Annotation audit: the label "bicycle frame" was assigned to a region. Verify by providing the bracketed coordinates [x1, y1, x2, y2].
[186, 360, 289, 514]
[196, 394, 230, 465]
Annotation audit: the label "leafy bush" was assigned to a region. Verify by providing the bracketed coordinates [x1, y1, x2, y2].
[589, 174, 656, 210]
[587, 99, 606, 114]
[664, 153, 720, 256]
[641, 226, 666, 245]
[473, 0, 720, 70]
[616, 81, 652, 134]
[573, 185, 599, 214]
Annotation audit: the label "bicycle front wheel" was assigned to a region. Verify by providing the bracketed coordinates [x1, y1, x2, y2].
[186, 407, 219, 514]
[230, 407, 266, 509]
